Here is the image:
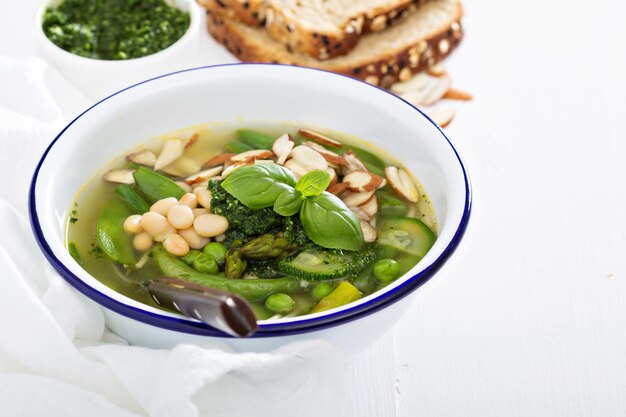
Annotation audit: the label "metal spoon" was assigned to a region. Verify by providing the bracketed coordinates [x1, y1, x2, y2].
[147, 276, 258, 337]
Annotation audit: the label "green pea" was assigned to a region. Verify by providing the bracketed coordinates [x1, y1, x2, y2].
[373, 259, 400, 283]
[203, 242, 228, 265]
[312, 282, 335, 301]
[193, 253, 219, 275]
[265, 293, 295, 314]
[181, 250, 201, 266]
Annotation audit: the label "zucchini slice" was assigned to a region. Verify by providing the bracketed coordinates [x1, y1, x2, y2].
[278, 249, 355, 280]
[377, 217, 436, 258]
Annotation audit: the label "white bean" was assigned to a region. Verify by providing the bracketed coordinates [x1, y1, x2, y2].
[163, 234, 190, 257]
[179, 227, 210, 250]
[123, 214, 143, 234]
[141, 212, 174, 241]
[192, 208, 209, 218]
[167, 204, 194, 229]
[150, 197, 178, 216]
[133, 232, 153, 252]
[194, 213, 229, 237]
[193, 187, 212, 209]
[179, 193, 198, 209]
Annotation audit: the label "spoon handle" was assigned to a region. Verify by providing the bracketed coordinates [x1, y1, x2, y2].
[147, 276, 258, 337]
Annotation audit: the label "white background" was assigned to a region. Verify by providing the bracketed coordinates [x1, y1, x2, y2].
[2, 0, 626, 415]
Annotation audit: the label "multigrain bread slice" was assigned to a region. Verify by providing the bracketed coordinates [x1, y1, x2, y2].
[206, 0, 463, 88]
[199, 0, 432, 59]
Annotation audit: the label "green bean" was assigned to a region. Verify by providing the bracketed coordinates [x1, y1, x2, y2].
[181, 249, 201, 266]
[236, 129, 275, 150]
[152, 246, 304, 300]
[377, 190, 407, 217]
[115, 184, 150, 214]
[310, 281, 362, 314]
[95, 196, 136, 265]
[193, 253, 219, 274]
[265, 293, 295, 314]
[132, 166, 185, 203]
[311, 282, 335, 301]
[203, 242, 227, 265]
[225, 140, 254, 153]
[373, 259, 400, 283]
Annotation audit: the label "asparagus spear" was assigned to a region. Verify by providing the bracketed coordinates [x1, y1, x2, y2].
[241, 234, 297, 260]
[225, 240, 247, 279]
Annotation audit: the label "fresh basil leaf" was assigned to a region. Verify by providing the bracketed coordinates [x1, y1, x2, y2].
[300, 192, 364, 251]
[296, 170, 332, 198]
[274, 189, 303, 216]
[221, 164, 297, 209]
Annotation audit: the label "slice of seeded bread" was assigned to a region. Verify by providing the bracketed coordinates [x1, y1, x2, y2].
[206, 0, 463, 88]
[199, 0, 432, 59]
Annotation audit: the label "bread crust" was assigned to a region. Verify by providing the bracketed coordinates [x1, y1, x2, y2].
[205, 8, 463, 88]
[199, 0, 433, 60]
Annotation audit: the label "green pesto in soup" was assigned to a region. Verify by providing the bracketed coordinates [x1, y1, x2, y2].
[42, 0, 190, 60]
[66, 124, 438, 320]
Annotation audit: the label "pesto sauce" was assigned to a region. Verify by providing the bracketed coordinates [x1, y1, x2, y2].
[42, 0, 190, 60]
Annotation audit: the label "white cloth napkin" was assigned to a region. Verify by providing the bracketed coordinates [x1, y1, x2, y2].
[0, 56, 346, 417]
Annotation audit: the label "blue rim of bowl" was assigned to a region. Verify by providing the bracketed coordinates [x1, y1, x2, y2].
[29, 63, 472, 338]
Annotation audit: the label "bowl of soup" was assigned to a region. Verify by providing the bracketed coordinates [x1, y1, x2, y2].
[29, 64, 471, 351]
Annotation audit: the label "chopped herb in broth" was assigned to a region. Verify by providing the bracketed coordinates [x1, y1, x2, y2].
[66, 124, 438, 320]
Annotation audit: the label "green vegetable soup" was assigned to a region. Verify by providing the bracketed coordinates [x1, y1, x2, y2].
[66, 124, 438, 320]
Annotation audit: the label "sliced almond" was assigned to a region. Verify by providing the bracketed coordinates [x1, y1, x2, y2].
[203, 153, 235, 168]
[422, 76, 452, 106]
[391, 72, 430, 94]
[399, 89, 429, 107]
[359, 219, 377, 243]
[351, 207, 371, 222]
[155, 139, 185, 171]
[298, 129, 342, 148]
[290, 146, 328, 171]
[103, 169, 135, 184]
[161, 156, 202, 177]
[427, 64, 447, 77]
[385, 166, 419, 203]
[231, 149, 274, 162]
[184, 166, 224, 185]
[341, 190, 375, 207]
[126, 150, 157, 167]
[343, 150, 368, 174]
[327, 182, 349, 195]
[426, 108, 456, 128]
[443, 88, 473, 101]
[343, 170, 384, 192]
[359, 195, 378, 217]
[221, 161, 252, 177]
[326, 167, 338, 187]
[284, 159, 308, 179]
[185, 133, 199, 149]
[176, 181, 192, 193]
[254, 159, 275, 165]
[272, 133, 295, 165]
[302, 141, 348, 166]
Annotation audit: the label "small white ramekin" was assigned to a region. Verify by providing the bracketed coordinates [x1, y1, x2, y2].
[34, 0, 202, 100]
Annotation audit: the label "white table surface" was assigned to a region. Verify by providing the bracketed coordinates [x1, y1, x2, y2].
[3, 0, 626, 415]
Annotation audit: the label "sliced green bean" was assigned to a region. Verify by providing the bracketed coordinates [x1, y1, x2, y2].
[133, 166, 185, 203]
[115, 184, 150, 214]
[152, 246, 305, 300]
[96, 196, 136, 265]
[236, 129, 275, 150]
[225, 140, 254, 153]
[310, 281, 362, 314]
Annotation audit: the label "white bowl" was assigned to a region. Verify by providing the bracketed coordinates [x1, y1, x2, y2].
[34, 0, 202, 100]
[30, 64, 471, 352]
